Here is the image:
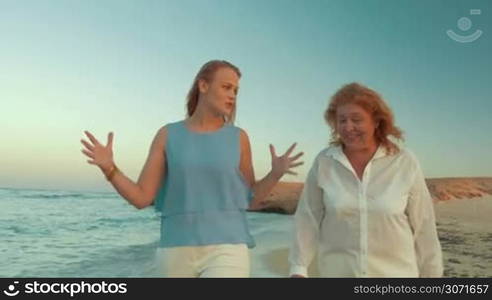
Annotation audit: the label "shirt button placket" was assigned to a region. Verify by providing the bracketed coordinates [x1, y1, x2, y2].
[358, 183, 367, 277]
[360, 169, 369, 277]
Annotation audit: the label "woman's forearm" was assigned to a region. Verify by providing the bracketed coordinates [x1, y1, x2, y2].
[101, 166, 148, 209]
[249, 170, 282, 209]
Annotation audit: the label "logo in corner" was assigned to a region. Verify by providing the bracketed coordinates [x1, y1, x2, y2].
[3, 281, 20, 297]
[446, 9, 483, 43]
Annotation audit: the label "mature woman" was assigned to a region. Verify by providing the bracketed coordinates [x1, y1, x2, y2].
[289, 82, 442, 277]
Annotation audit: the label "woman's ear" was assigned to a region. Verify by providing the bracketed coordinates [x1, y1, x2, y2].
[373, 117, 380, 128]
[198, 79, 209, 94]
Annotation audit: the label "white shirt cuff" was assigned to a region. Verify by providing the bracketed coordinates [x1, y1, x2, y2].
[289, 265, 308, 278]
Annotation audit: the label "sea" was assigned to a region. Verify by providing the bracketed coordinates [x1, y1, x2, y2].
[0, 187, 294, 277]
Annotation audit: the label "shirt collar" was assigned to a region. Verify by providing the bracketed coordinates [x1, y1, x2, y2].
[327, 144, 388, 163]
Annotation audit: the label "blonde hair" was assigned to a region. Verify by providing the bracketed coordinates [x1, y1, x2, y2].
[324, 82, 404, 154]
[186, 60, 241, 123]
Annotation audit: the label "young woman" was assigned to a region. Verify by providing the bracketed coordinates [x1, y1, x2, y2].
[81, 60, 303, 277]
[289, 83, 442, 277]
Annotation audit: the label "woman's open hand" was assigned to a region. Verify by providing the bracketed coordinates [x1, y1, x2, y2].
[269, 143, 304, 179]
[80, 131, 115, 173]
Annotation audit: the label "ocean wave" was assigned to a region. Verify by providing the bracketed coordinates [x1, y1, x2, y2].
[0, 188, 118, 200]
[21, 193, 117, 200]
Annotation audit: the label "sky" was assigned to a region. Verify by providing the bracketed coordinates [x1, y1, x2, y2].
[1, 0, 491, 192]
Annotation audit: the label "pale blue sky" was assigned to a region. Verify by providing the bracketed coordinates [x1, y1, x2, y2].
[1, 0, 491, 192]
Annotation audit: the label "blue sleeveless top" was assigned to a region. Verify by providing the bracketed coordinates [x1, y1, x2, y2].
[154, 120, 255, 248]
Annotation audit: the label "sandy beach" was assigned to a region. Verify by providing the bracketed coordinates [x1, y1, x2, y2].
[252, 178, 492, 277]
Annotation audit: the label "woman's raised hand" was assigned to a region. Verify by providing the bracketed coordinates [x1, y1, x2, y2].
[269, 143, 304, 179]
[80, 131, 115, 172]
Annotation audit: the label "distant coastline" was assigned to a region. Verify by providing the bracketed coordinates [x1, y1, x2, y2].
[256, 177, 492, 215]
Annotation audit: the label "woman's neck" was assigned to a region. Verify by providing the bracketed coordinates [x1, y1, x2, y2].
[187, 109, 224, 131]
[343, 141, 379, 161]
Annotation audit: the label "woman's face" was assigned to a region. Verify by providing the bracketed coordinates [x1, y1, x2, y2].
[336, 103, 378, 151]
[199, 67, 239, 118]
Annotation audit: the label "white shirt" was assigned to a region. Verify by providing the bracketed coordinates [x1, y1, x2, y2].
[289, 145, 443, 277]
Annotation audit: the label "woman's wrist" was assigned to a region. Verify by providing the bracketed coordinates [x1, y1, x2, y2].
[269, 169, 283, 181]
[100, 162, 118, 181]
[105, 164, 119, 181]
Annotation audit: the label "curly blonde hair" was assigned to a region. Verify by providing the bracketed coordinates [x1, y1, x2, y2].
[324, 82, 404, 154]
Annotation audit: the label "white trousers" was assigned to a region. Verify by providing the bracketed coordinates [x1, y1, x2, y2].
[155, 243, 250, 278]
